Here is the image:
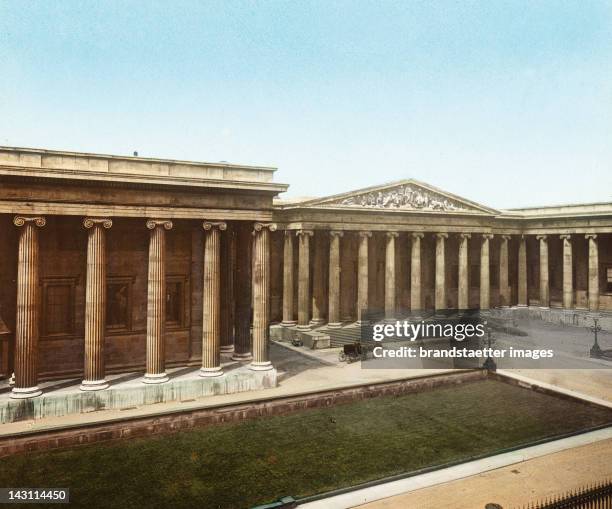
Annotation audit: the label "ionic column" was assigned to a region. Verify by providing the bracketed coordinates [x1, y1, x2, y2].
[435, 233, 448, 312]
[560, 234, 573, 309]
[142, 219, 173, 384]
[296, 230, 313, 331]
[328, 230, 343, 328]
[586, 234, 599, 311]
[11, 216, 45, 399]
[81, 218, 112, 391]
[410, 233, 424, 313]
[232, 223, 252, 361]
[281, 231, 296, 326]
[458, 233, 470, 310]
[518, 235, 528, 306]
[385, 232, 399, 320]
[537, 235, 549, 308]
[220, 226, 235, 354]
[310, 232, 326, 326]
[200, 221, 226, 377]
[357, 231, 371, 324]
[250, 222, 276, 371]
[480, 234, 493, 310]
[499, 235, 511, 307]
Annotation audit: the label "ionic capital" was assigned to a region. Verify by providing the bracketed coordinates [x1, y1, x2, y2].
[559, 234, 572, 241]
[386, 231, 399, 238]
[482, 233, 494, 240]
[411, 232, 424, 239]
[253, 222, 277, 233]
[358, 231, 372, 238]
[14, 216, 46, 228]
[203, 221, 227, 231]
[458, 233, 471, 240]
[536, 234, 548, 241]
[500, 234, 512, 241]
[585, 233, 597, 241]
[84, 217, 113, 229]
[296, 229, 314, 237]
[435, 232, 448, 240]
[146, 219, 173, 230]
[329, 230, 344, 238]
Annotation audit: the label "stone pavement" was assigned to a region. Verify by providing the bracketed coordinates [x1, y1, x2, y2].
[355, 436, 612, 509]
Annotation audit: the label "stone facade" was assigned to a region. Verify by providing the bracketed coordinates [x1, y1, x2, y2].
[0, 147, 611, 397]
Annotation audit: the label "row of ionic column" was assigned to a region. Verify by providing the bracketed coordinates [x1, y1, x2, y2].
[9, 216, 274, 399]
[280, 230, 601, 328]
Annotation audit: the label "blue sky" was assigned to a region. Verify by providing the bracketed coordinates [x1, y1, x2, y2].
[1, 1, 611, 208]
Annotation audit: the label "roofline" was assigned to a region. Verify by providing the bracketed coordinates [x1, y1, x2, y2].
[0, 145, 278, 173]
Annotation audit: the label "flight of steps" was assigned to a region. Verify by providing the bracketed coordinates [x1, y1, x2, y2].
[320, 323, 364, 347]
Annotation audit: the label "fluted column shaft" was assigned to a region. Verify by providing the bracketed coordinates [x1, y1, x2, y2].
[328, 231, 343, 327]
[233, 223, 252, 360]
[518, 235, 528, 306]
[357, 231, 371, 323]
[81, 218, 112, 391]
[499, 235, 511, 307]
[144, 219, 172, 384]
[480, 234, 493, 310]
[281, 231, 296, 326]
[410, 233, 423, 313]
[310, 232, 326, 325]
[586, 234, 599, 311]
[11, 216, 45, 399]
[435, 233, 448, 312]
[385, 232, 398, 320]
[458, 233, 470, 310]
[561, 235, 573, 309]
[297, 230, 313, 330]
[537, 235, 549, 307]
[220, 226, 235, 353]
[251, 222, 276, 371]
[201, 221, 226, 377]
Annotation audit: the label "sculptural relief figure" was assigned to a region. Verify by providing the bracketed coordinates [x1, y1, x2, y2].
[337, 184, 466, 211]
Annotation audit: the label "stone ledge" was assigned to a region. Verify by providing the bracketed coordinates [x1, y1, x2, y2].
[0, 366, 277, 425]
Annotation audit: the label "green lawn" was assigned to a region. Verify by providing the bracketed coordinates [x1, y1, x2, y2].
[2, 380, 611, 509]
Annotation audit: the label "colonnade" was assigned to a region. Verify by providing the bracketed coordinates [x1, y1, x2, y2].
[9, 215, 275, 399]
[281, 230, 602, 328]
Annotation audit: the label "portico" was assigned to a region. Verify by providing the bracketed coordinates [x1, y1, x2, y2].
[271, 181, 612, 342]
[0, 147, 611, 399]
[0, 147, 287, 399]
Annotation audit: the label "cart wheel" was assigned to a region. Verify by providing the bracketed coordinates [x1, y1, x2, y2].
[339, 351, 347, 362]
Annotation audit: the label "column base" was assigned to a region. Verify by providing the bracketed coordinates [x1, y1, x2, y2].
[327, 322, 343, 329]
[8, 372, 15, 387]
[199, 367, 224, 377]
[249, 360, 273, 371]
[142, 373, 169, 385]
[220, 345, 235, 354]
[296, 324, 311, 332]
[80, 379, 110, 391]
[355, 320, 370, 326]
[10, 386, 42, 399]
[231, 352, 253, 361]
[280, 320, 297, 327]
[309, 318, 326, 326]
[539, 306, 550, 310]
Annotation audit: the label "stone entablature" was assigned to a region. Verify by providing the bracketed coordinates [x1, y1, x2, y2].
[0, 146, 284, 190]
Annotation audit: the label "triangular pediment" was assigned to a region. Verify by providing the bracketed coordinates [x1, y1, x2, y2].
[294, 179, 498, 215]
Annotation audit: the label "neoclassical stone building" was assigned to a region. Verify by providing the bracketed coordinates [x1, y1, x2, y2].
[0, 146, 610, 398]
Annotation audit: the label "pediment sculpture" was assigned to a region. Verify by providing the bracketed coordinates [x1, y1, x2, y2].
[336, 184, 468, 212]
